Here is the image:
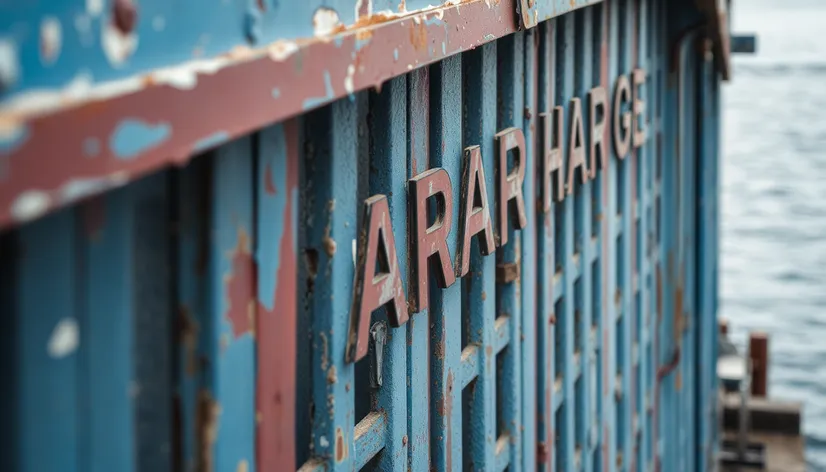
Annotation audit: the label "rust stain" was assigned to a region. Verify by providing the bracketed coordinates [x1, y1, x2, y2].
[409, 21, 428, 52]
[178, 305, 200, 375]
[327, 366, 338, 384]
[196, 390, 220, 472]
[256, 120, 299, 471]
[264, 163, 277, 195]
[356, 28, 373, 42]
[446, 370, 454, 472]
[335, 427, 348, 462]
[225, 227, 256, 338]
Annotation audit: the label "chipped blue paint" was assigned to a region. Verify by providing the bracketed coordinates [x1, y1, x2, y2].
[354, 37, 371, 51]
[0, 125, 29, 155]
[192, 131, 230, 153]
[301, 71, 335, 110]
[109, 119, 171, 160]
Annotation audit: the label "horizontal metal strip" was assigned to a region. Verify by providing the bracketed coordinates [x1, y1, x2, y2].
[0, 0, 606, 231]
[553, 236, 600, 300]
[460, 344, 480, 390]
[296, 411, 387, 471]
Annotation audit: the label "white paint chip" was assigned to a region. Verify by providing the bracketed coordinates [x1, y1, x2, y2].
[40, 17, 63, 64]
[101, 22, 138, 67]
[87, 0, 104, 17]
[47, 317, 80, 358]
[313, 8, 342, 37]
[11, 190, 51, 223]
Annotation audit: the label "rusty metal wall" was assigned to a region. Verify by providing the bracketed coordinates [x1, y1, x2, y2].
[0, 0, 726, 471]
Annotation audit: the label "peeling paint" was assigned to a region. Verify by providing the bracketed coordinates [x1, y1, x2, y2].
[109, 119, 171, 159]
[87, 0, 104, 17]
[0, 122, 29, 155]
[344, 64, 356, 94]
[59, 172, 130, 203]
[11, 190, 50, 223]
[313, 7, 343, 37]
[40, 17, 63, 65]
[47, 317, 80, 358]
[302, 70, 335, 110]
[196, 390, 220, 472]
[267, 40, 299, 61]
[192, 131, 230, 153]
[101, 22, 138, 67]
[225, 227, 256, 338]
[0, 39, 19, 88]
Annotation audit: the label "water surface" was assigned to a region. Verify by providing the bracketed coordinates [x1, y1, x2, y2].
[725, 1, 826, 469]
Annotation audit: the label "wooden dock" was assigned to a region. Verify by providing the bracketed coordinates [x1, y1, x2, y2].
[719, 393, 806, 471]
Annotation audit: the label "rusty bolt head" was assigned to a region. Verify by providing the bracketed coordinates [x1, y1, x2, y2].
[113, 0, 138, 35]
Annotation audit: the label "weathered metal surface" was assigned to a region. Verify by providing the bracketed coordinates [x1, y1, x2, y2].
[0, 0, 730, 471]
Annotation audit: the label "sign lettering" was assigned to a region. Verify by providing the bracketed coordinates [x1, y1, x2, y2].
[346, 69, 647, 362]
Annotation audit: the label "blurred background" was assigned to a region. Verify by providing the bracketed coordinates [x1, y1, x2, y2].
[723, 0, 826, 469]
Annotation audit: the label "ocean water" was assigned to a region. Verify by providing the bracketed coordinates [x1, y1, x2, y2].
[723, 1, 826, 469]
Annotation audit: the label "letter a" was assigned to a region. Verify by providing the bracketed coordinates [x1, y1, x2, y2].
[456, 146, 495, 278]
[346, 195, 408, 363]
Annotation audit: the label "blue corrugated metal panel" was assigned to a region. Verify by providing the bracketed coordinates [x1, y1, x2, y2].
[0, 1, 731, 471]
[463, 40, 499, 472]
[369, 74, 409, 470]
[496, 32, 525, 471]
[407, 67, 432, 471]
[430, 53, 464, 472]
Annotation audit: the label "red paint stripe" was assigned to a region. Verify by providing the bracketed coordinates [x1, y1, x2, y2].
[256, 119, 299, 471]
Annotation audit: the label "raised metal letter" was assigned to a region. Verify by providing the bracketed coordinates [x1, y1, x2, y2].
[540, 106, 565, 212]
[632, 68, 647, 149]
[588, 86, 609, 178]
[456, 146, 495, 278]
[408, 168, 456, 313]
[566, 97, 589, 194]
[613, 74, 632, 159]
[494, 127, 528, 247]
[347, 195, 409, 363]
